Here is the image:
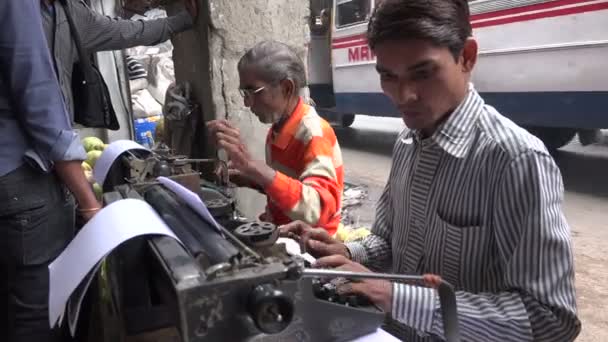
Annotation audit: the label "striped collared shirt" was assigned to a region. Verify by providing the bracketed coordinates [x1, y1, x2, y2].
[346, 85, 581, 341]
[264, 98, 344, 235]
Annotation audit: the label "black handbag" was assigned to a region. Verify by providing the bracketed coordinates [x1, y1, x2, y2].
[60, 0, 120, 130]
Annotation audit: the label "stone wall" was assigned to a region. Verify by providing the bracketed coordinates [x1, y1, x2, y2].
[169, 0, 310, 217]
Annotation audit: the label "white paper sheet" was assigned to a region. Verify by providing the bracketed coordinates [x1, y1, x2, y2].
[351, 328, 401, 341]
[93, 140, 150, 186]
[67, 261, 103, 336]
[48, 199, 181, 329]
[157, 176, 222, 233]
[276, 237, 316, 264]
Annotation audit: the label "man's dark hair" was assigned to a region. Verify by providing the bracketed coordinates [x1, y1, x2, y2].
[367, 0, 472, 60]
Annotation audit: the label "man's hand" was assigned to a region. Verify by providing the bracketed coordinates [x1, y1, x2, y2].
[185, 0, 198, 21]
[279, 221, 350, 259]
[55, 161, 101, 224]
[207, 120, 252, 173]
[315, 255, 393, 313]
[226, 168, 250, 187]
[78, 207, 101, 223]
[207, 120, 276, 187]
[214, 160, 251, 188]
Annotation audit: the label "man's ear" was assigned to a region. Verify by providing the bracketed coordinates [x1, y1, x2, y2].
[280, 79, 296, 98]
[461, 38, 478, 73]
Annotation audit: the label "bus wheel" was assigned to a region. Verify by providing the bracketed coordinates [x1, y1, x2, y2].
[525, 126, 576, 151]
[341, 114, 356, 128]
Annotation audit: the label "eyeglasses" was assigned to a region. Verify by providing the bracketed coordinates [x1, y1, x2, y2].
[238, 86, 266, 98]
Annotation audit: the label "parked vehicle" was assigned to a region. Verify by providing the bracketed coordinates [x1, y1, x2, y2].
[308, 0, 608, 149]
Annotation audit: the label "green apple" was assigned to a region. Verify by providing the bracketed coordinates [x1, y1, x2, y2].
[82, 136, 105, 152]
[86, 150, 103, 168]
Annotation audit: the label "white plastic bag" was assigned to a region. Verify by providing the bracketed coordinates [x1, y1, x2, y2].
[148, 55, 175, 105]
[131, 89, 163, 119]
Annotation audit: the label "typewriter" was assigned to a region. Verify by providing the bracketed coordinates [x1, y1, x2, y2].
[88, 145, 459, 342]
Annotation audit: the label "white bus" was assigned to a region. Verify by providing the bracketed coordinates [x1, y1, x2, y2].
[308, 0, 608, 149]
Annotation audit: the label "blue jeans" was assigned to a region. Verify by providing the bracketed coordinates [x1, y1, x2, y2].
[0, 164, 75, 342]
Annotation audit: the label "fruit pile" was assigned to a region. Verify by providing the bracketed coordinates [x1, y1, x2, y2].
[81, 137, 108, 200]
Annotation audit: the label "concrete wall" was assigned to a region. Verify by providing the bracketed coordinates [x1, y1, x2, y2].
[169, 0, 310, 218]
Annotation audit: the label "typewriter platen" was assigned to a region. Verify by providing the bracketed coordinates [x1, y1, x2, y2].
[93, 147, 386, 342]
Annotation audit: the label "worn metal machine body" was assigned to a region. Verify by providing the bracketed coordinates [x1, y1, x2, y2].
[89, 145, 460, 342]
[91, 146, 388, 342]
[101, 185, 386, 342]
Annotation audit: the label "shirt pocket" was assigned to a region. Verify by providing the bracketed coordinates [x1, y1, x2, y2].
[427, 211, 491, 291]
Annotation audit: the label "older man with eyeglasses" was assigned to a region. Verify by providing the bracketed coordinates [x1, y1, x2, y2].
[207, 40, 344, 236]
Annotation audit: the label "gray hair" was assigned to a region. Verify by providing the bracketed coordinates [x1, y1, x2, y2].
[238, 40, 307, 93]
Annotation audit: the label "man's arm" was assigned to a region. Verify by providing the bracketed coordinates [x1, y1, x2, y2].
[55, 161, 100, 218]
[0, 0, 84, 166]
[342, 130, 409, 271]
[344, 180, 394, 271]
[71, 0, 194, 53]
[390, 152, 581, 341]
[0, 0, 99, 215]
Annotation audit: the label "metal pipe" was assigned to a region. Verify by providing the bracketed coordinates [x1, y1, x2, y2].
[302, 269, 426, 283]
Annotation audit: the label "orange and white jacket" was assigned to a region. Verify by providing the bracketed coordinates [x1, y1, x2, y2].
[263, 98, 344, 236]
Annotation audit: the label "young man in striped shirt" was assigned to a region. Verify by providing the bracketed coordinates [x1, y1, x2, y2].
[207, 41, 344, 236]
[281, 0, 581, 341]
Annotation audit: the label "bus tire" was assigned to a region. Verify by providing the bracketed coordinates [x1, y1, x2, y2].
[525, 126, 576, 151]
[341, 114, 356, 128]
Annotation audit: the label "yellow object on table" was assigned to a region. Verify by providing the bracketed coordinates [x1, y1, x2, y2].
[334, 223, 371, 243]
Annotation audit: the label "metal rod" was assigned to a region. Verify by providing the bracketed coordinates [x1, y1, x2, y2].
[175, 158, 217, 163]
[302, 269, 426, 283]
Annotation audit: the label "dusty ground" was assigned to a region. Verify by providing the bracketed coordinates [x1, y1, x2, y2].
[337, 116, 608, 341]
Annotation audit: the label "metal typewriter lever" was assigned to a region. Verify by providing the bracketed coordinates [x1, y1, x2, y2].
[301, 269, 461, 342]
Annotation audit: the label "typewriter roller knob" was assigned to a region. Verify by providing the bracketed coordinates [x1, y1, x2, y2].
[234, 222, 279, 247]
[204, 198, 233, 218]
[248, 284, 294, 334]
[205, 198, 230, 209]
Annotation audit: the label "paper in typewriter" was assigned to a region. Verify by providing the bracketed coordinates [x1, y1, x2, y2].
[48, 199, 182, 332]
[350, 328, 401, 341]
[67, 261, 103, 336]
[157, 176, 223, 233]
[93, 139, 150, 186]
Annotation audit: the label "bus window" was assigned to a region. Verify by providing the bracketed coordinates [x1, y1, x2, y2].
[336, 0, 371, 27]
